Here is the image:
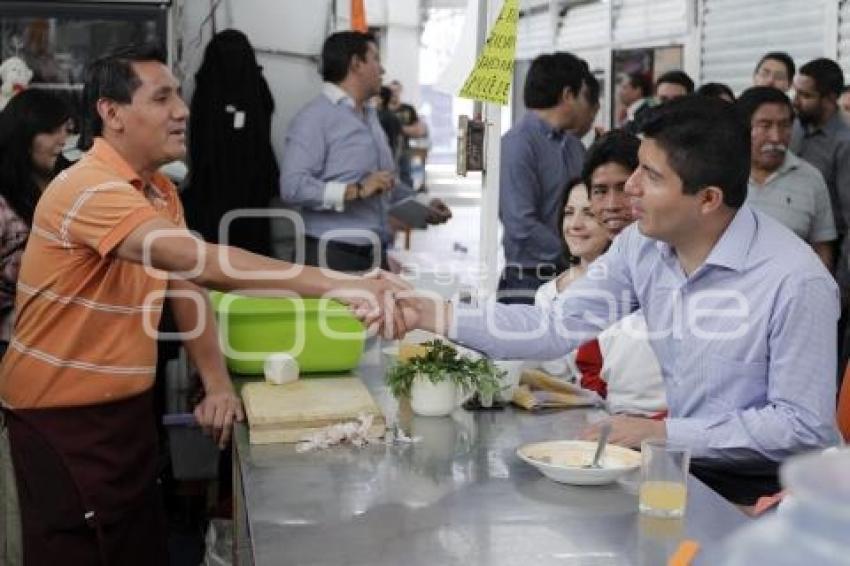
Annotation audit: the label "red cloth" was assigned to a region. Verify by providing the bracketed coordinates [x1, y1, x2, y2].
[575, 339, 607, 399]
[575, 338, 667, 419]
[838, 363, 850, 442]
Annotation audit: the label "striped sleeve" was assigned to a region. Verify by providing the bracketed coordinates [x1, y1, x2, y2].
[60, 181, 161, 257]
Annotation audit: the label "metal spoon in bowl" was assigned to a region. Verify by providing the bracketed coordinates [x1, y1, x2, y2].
[585, 422, 612, 469]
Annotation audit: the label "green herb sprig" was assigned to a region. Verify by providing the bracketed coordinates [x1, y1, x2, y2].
[385, 340, 505, 399]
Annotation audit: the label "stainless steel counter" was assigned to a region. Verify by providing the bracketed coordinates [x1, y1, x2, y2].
[233, 345, 749, 566]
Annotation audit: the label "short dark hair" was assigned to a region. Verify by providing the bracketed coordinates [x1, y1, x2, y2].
[321, 31, 376, 84]
[581, 129, 640, 190]
[583, 72, 600, 107]
[735, 86, 793, 127]
[82, 43, 166, 141]
[626, 72, 652, 98]
[655, 70, 694, 94]
[799, 58, 845, 98]
[695, 82, 735, 102]
[637, 96, 750, 208]
[523, 51, 589, 109]
[754, 51, 795, 81]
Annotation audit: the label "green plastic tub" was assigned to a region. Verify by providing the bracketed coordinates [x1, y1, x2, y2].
[209, 292, 366, 375]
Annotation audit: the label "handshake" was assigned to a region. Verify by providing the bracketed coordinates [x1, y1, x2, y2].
[330, 269, 451, 339]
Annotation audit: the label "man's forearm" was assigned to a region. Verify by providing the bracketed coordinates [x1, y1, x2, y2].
[192, 243, 358, 297]
[170, 280, 233, 392]
[665, 405, 838, 463]
[408, 296, 452, 336]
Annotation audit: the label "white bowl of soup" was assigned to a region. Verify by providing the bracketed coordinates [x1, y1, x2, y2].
[517, 440, 641, 485]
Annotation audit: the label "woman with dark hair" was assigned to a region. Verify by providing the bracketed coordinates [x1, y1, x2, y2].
[537, 178, 610, 298]
[533, 178, 666, 417]
[0, 88, 69, 354]
[181, 29, 279, 256]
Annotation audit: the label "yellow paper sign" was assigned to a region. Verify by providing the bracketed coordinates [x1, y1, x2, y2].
[458, 0, 518, 105]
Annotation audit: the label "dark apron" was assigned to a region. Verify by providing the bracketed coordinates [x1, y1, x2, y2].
[4, 390, 167, 565]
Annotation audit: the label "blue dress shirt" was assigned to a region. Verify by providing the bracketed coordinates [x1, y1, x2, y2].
[279, 83, 414, 245]
[454, 206, 841, 462]
[499, 112, 585, 268]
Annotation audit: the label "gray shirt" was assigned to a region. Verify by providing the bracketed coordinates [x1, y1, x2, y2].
[279, 83, 414, 245]
[746, 151, 836, 244]
[791, 112, 850, 235]
[499, 112, 585, 268]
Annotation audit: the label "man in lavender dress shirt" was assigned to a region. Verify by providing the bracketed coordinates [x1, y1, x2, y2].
[280, 31, 450, 272]
[401, 97, 841, 504]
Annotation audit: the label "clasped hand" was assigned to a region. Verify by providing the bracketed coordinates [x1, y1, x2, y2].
[334, 273, 446, 340]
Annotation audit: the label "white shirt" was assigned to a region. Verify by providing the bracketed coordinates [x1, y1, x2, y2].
[534, 278, 667, 416]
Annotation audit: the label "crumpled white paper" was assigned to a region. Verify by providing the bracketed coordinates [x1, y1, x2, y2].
[296, 414, 383, 453]
[295, 415, 421, 453]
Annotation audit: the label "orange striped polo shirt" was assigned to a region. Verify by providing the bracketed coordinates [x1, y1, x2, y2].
[0, 138, 184, 408]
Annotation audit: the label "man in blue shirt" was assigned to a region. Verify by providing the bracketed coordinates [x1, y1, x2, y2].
[498, 52, 598, 304]
[280, 32, 450, 272]
[401, 97, 841, 504]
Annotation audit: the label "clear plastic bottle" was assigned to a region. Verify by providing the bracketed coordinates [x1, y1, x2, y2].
[720, 448, 850, 565]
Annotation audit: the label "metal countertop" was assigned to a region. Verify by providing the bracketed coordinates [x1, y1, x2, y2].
[234, 344, 748, 566]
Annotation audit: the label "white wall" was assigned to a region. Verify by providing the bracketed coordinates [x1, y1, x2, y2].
[180, 0, 421, 162]
[334, 0, 422, 104]
[179, 0, 331, 164]
[386, 0, 421, 105]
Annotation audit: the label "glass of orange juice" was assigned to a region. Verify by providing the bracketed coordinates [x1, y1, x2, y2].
[639, 439, 690, 518]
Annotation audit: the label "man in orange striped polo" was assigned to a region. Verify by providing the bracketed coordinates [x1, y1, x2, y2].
[0, 44, 408, 564]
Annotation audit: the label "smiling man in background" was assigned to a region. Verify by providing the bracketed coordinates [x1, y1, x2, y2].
[583, 129, 640, 237]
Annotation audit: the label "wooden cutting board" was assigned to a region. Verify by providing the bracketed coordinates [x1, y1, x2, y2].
[241, 377, 386, 445]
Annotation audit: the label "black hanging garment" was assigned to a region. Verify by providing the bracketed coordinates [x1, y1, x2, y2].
[181, 29, 280, 256]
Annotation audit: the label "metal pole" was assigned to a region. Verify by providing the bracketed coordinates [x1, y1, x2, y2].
[477, 0, 502, 298]
[473, 0, 488, 120]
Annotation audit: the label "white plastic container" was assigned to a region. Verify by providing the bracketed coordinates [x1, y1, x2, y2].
[720, 448, 850, 565]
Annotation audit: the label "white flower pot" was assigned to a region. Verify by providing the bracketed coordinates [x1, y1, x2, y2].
[410, 373, 466, 417]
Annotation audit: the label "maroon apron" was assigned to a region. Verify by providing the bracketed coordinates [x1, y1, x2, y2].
[4, 390, 167, 565]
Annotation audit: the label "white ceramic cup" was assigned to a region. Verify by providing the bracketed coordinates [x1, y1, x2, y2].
[410, 374, 464, 417]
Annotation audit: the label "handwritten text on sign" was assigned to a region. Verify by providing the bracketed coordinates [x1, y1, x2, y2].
[459, 0, 518, 106]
